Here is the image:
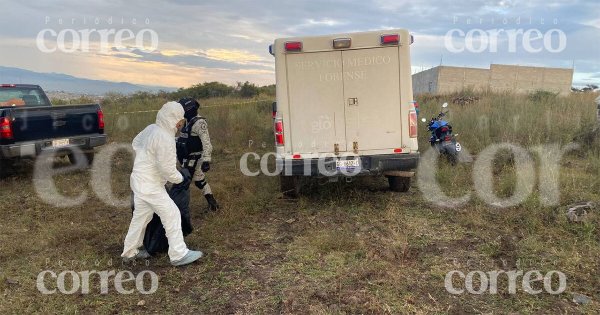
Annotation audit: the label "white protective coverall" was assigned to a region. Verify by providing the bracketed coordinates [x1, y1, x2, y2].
[122, 101, 189, 262]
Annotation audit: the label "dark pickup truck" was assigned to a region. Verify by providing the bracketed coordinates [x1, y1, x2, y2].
[0, 84, 107, 173]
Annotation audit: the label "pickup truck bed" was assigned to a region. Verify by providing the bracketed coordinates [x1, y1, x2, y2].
[0, 84, 107, 167]
[0, 104, 106, 158]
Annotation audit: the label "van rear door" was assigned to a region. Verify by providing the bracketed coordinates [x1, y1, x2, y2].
[341, 47, 402, 152]
[286, 51, 347, 154]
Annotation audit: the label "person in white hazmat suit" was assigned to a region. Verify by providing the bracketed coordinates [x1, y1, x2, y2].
[121, 101, 203, 267]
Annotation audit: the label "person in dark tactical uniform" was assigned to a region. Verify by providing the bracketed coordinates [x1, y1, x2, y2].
[177, 98, 220, 211]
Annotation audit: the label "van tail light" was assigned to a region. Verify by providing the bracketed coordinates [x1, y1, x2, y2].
[381, 34, 399, 45]
[276, 134, 284, 146]
[97, 109, 105, 130]
[272, 102, 277, 119]
[285, 41, 302, 52]
[412, 100, 420, 115]
[0, 117, 14, 140]
[274, 119, 284, 146]
[409, 110, 417, 138]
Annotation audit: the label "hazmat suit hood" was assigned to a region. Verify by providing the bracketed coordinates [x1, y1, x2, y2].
[156, 101, 185, 135]
[129, 101, 185, 195]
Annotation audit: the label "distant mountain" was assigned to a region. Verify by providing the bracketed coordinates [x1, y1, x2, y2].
[0, 66, 176, 95]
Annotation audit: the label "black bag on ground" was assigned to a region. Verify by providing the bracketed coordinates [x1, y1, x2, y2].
[131, 181, 193, 256]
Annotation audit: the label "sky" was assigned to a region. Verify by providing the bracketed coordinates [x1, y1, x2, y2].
[0, 0, 598, 88]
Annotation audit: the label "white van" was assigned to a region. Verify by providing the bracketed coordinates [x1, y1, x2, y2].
[270, 29, 419, 195]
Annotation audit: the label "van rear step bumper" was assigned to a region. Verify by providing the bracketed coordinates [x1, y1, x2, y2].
[277, 153, 419, 177]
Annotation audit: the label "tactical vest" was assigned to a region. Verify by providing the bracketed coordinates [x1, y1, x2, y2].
[176, 116, 204, 165]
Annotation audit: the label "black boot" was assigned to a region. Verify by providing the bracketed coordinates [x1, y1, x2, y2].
[205, 194, 220, 211]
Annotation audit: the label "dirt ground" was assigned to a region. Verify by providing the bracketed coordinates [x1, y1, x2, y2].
[0, 148, 598, 314]
[1, 92, 599, 313]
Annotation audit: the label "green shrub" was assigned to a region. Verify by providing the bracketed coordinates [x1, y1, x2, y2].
[528, 90, 558, 102]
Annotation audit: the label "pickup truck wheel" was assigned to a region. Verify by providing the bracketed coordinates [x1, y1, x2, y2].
[387, 175, 411, 192]
[85, 152, 95, 165]
[0, 160, 14, 177]
[280, 175, 301, 198]
[68, 152, 95, 167]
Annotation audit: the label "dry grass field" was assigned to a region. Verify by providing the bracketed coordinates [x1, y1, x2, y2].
[0, 91, 598, 314]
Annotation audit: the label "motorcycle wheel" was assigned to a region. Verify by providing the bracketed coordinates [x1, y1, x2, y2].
[446, 150, 458, 165]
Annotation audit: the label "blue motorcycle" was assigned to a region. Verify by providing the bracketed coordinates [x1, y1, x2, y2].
[422, 102, 462, 164]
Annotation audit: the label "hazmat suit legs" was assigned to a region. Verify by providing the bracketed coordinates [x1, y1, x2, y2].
[122, 191, 189, 262]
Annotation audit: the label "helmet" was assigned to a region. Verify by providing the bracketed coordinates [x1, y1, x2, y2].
[178, 98, 200, 119]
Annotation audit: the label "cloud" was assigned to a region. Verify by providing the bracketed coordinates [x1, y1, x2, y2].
[103, 47, 274, 72]
[0, 0, 597, 88]
[307, 19, 343, 27]
[204, 49, 265, 64]
[285, 18, 348, 34]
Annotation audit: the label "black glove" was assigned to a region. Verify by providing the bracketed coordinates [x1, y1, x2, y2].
[176, 168, 192, 187]
[201, 161, 210, 172]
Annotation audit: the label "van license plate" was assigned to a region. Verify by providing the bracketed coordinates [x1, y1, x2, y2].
[52, 139, 70, 147]
[336, 158, 360, 169]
